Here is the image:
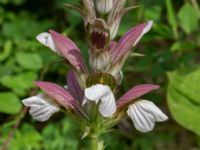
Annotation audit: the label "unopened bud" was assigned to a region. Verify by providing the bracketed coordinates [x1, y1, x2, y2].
[88, 18, 110, 51]
[89, 51, 110, 70]
[109, 19, 120, 39]
[96, 0, 113, 14]
[107, 0, 126, 39]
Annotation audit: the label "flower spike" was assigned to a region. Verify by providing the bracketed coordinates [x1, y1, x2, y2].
[22, 1, 168, 145]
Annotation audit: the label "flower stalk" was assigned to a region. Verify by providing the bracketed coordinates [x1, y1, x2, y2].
[90, 135, 104, 150]
[22, 0, 168, 149]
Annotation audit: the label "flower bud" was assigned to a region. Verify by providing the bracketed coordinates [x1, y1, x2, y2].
[89, 52, 110, 70]
[88, 18, 110, 51]
[96, 0, 113, 14]
[82, 0, 96, 23]
[107, 0, 126, 39]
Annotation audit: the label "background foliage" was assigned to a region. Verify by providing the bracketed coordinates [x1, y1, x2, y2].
[0, 0, 200, 149]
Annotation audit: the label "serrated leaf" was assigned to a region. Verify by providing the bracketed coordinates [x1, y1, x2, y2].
[0, 92, 22, 114]
[178, 3, 199, 34]
[167, 68, 200, 135]
[16, 52, 43, 70]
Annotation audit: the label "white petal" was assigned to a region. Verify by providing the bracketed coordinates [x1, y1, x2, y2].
[36, 32, 59, 54]
[84, 84, 116, 117]
[137, 100, 168, 122]
[99, 91, 116, 117]
[85, 84, 110, 103]
[127, 100, 168, 132]
[22, 94, 60, 122]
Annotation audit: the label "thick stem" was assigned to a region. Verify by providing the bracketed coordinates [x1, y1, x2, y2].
[90, 135, 104, 150]
[89, 102, 104, 150]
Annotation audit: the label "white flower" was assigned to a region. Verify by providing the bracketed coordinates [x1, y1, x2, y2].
[84, 84, 116, 117]
[36, 32, 59, 54]
[22, 94, 60, 122]
[96, 0, 113, 14]
[127, 100, 168, 133]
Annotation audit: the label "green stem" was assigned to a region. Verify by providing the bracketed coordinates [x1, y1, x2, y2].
[89, 103, 104, 150]
[90, 135, 104, 150]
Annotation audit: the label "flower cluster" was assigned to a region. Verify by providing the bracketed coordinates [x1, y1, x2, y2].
[23, 0, 167, 135]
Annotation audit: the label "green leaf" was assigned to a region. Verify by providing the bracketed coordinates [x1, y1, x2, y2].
[178, 3, 199, 34]
[167, 68, 200, 135]
[0, 92, 22, 114]
[143, 5, 161, 21]
[0, 0, 9, 4]
[16, 52, 43, 70]
[0, 71, 38, 96]
[10, 124, 42, 150]
[153, 24, 173, 39]
[2, 17, 52, 40]
[0, 40, 12, 62]
[0, 65, 13, 77]
[166, 0, 177, 29]
[42, 118, 79, 150]
[170, 41, 197, 52]
[12, 0, 25, 5]
[197, 34, 200, 47]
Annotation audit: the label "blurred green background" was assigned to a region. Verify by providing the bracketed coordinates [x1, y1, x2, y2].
[0, 0, 200, 149]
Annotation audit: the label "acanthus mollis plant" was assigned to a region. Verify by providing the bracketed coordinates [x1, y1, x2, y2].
[22, 0, 168, 149]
